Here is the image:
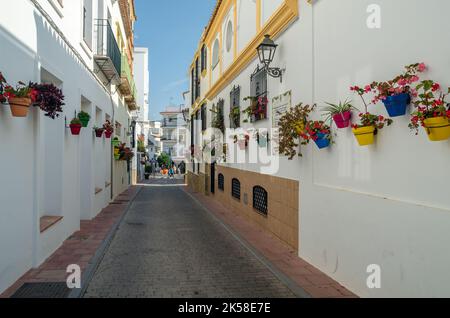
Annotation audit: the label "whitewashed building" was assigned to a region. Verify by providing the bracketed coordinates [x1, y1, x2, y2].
[160, 105, 188, 165]
[186, 0, 450, 297]
[0, 0, 137, 294]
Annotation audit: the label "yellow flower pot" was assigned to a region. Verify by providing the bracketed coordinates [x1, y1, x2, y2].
[353, 126, 376, 146]
[423, 117, 450, 142]
[295, 120, 305, 136]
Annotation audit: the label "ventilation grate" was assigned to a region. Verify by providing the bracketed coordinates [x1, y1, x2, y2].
[232, 178, 241, 200]
[218, 174, 225, 191]
[11, 282, 71, 298]
[253, 186, 268, 215]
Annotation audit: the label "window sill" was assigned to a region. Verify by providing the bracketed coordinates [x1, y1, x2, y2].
[40, 216, 63, 233]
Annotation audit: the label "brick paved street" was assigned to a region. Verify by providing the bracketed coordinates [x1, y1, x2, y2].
[83, 178, 297, 298]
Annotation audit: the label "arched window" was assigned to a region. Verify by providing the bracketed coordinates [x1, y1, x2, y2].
[218, 174, 225, 191]
[231, 178, 241, 200]
[212, 38, 220, 69]
[225, 20, 233, 53]
[253, 186, 268, 215]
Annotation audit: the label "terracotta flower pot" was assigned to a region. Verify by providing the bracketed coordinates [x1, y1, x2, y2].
[70, 124, 82, 136]
[8, 97, 32, 117]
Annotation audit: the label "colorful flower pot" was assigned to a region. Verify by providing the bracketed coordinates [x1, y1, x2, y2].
[382, 93, 410, 117]
[79, 118, 89, 128]
[333, 111, 352, 129]
[69, 124, 82, 136]
[258, 136, 268, 147]
[314, 133, 331, 149]
[295, 120, 305, 136]
[112, 139, 121, 147]
[352, 126, 376, 146]
[8, 97, 31, 117]
[95, 130, 104, 138]
[238, 140, 247, 150]
[114, 148, 120, 160]
[105, 131, 113, 139]
[423, 117, 450, 142]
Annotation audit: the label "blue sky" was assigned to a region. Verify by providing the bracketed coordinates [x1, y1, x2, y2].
[134, 0, 215, 121]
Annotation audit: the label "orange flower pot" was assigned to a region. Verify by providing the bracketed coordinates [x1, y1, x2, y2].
[8, 97, 31, 117]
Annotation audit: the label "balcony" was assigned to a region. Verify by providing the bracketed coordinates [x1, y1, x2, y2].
[94, 19, 121, 85]
[119, 54, 138, 111]
[162, 119, 179, 128]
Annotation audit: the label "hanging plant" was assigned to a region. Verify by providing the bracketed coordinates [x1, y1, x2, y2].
[242, 96, 268, 123]
[304, 121, 333, 150]
[69, 117, 82, 136]
[103, 120, 114, 138]
[255, 130, 270, 147]
[367, 63, 425, 117]
[29, 82, 65, 119]
[78, 111, 91, 127]
[350, 86, 393, 146]
[210, 103, 225, 133]
[1, 75, 37, 117]
[232, 132, 250, 150]
[93, 126, 105, 138]
[322, 99, 356, 129]
[409, 80, 450, 141]
[278, 103, 316, 159]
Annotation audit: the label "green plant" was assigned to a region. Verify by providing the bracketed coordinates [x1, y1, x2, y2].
[93, 126, 104, 132]
[352, 113, 393, 130]
[29, 82, 65, 119]
[409, 80, 450, 134]
[322, 99, 355, 121]
[304, 121, 333, 142]
[145, 164, 152, 174]
[278, 103, 316, 159]
[78, 111, 91, 122]
[157, 152, 171, 167]
[210, 103, 225, 133]
[70, 117, 82, 125]
[242, 96, 268, 123]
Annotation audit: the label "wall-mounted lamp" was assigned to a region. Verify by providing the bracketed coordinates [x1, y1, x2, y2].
[257, 34, 284, 82]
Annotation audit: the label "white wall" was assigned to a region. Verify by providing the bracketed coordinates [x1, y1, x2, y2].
[192, 0, 450, 297]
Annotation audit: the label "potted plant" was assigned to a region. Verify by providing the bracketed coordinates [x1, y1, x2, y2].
[304, 121, 333, 149]
[210, 103, 225, 133]
[1, 75, 37, 117]
[233, 133, 250, 150]
[409, 80, 450, 141]
[78, 111, 91, 127]
[279, 103, 316, 159]
[323, 99, 355, 129]
[242, 96, 268, 123]
[255, 130, 269, 148]
[103, 120, 114, 138]
[93, 126, 104, 138]
[144, 164, 151, 180]
[29, 82, 65, 119]
[229, 105, 240, 128]
[69, 117, 82, 135]
[112, 137, 121, 147]
[350, 85, 394, 146]
[368, 63, 425, 117]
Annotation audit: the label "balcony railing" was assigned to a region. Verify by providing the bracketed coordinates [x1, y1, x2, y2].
[94, 19, 121, 84]
[119, 54, 138, 110]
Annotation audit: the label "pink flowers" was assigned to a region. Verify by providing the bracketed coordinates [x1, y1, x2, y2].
[418, 63, 426, 72]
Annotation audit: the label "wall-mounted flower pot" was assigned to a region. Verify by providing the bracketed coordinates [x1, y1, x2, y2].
[294, 120, 305, 136]
[238, 140, 247, 150]
[258, 136, 268, 148]
[105, 131, 113, 139]
[70, 124, 82, 136]
[423, 117, 450, 142]
[79, 118, 89, 128]
[95, 130, 104, 138]
[314, 133, 331, 149]
[112, 139, 121, 147]
[8, 97, 31, 117]
[382, 93, 410, 117]
[333, 111, 352, 129]
[353, 126, 376, 146]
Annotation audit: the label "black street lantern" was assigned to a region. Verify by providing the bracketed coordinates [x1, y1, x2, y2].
[256, 34, 283, 81]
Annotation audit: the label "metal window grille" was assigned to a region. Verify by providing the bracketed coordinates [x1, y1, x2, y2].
[253, 186, 268, 215]
[218, 174, 225, 191]
[232, 178, 241, 200]
[230, 86, 240, 128]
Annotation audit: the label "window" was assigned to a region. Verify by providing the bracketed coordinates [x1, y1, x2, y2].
[191, 68, 195, 104]
[201, 45, 207, 72]
[212, 39, 220, 69]
[201, 104, 207, 132]
[82, 0, 93, 49]
[230, 86, 240, 128]
[253, 186, 268, 215]
[218, 174, 225, 191]
[250, 67, 268, 122]
[225, 21, 233, 53]
[232, 178, 241, 200]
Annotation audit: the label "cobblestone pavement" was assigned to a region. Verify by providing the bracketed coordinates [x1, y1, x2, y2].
[83, 179, 296, 298]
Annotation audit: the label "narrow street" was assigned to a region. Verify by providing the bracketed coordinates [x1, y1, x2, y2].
[83, 178, 297, 298]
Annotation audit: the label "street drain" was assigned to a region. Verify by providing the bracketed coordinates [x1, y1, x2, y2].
[11, 282, 71, 298]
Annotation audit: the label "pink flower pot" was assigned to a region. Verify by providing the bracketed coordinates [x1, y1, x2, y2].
[238, 140, 247, 150]
[333, 111, 352, 129]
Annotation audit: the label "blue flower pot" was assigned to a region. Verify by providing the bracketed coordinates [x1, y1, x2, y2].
[314, 133, 330, 149]
[382, 93, 411, 117]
